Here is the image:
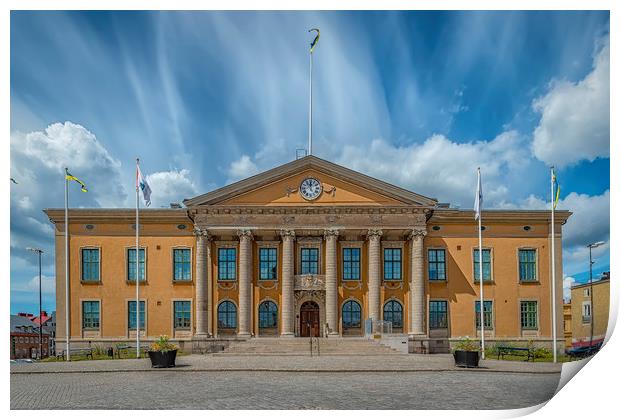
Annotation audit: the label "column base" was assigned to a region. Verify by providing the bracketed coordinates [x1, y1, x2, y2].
[280, 332, 295, 338]
[193, 333, 210, 339]
[237, 332, 252, 339]
[328, 332, 341, 337]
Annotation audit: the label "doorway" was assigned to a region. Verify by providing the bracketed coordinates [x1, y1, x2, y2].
[300, 301, 320, 337]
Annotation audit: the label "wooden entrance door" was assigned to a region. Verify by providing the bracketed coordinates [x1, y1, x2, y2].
[300, 301, 320, 337]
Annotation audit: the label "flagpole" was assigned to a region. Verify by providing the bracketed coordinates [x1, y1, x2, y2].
[64, 168, 71, 361]
[551, 167, 557, 363]
[308, 46, 313, 156]
[477, 168, 485, 360]
[136, 158, 140, 358]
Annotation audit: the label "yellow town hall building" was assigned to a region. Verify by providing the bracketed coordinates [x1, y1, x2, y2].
[44, 156, 570, 353]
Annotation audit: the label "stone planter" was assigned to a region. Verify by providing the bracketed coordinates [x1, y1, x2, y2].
[148, 349, 177, 368]
[453, 350, 480, 368]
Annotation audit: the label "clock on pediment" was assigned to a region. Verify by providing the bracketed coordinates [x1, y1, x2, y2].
[299, 177, 323, 201]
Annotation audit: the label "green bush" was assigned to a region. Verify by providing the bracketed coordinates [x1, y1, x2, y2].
[533, 347, 552, 359]
[454, 337, 479, 352]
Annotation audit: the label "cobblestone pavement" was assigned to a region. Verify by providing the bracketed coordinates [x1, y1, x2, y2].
[10, 354, 562, 374]
[11, 370, 560, 410]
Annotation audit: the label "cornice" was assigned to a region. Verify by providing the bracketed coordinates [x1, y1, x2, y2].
[429, 208, 572, 224]
[189, 205, 433, 216]
[43, 208, 191, 224]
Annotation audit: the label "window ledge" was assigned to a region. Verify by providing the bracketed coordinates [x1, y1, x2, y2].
[519, 280, 540, 285]
[173, 280, 193, 284]
[217, 279, 237, 282]
[81, 281, 102, 285]
[258, 278, 279, 282]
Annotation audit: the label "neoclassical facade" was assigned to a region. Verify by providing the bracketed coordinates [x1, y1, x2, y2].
[45, 156, 570, 352]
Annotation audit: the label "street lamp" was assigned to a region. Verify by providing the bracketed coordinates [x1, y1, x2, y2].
[587, 241, 605, 349]
[26, 247, 44, 359]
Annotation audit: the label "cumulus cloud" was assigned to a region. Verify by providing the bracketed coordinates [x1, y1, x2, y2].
[532, 36, 609, 167]
[563, 276, 575, 302]
[334, 130, 530, 207]
[145, 169, 199, 207]
[11, 275, 56, 295]
[227, 155, 259, 183]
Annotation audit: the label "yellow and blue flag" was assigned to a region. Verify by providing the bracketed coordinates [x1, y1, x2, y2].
[309, 28, 320, 53]
[65, 169, 88, 192]
[552, 169, 560, 209]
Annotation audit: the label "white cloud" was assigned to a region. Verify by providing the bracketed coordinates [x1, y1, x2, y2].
[227, 155, 259, 183]
[11, 275, 55, 295]
[532, 36, 609, 167]
[563, 276, 575, 302]
[334, 130, 530, 207]
[145, 169, 199, 207]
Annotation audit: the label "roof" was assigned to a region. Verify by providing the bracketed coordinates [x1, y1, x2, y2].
[10, 315, 38, 333]
[183, 155, 440, 207]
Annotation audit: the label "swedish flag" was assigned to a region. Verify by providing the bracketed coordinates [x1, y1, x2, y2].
[65, 169, 88, 193]
[309, 28, 320, 53]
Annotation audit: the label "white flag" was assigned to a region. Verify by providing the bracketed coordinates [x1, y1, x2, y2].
[474, 169, 482, 220]
[136, 164, 152, 207]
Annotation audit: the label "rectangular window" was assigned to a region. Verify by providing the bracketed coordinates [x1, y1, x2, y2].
[128, 301, 145, 329]
[519, 249, 537, 281]
[520, 301, 538, 330]
[429, 300, 448, 329]
[82, 249, 100, 282]
[173, 249, 192, 281]
[174, 301, 191, 329]
[343, 248, 361, 280]
[583, 288, 591, 297]
[582, 302, 592, 324]
[218, 248, 237, 281]
[259, 248, 278, 280]
[127, 248, 146, 282]
[475, 300, 493, 329]
[428, 249, 446, 281]
[82, 301, 100, 329]
[301, 248, 319, 275]
[473, 249, 492, 282]
[384, 248, 402, 280]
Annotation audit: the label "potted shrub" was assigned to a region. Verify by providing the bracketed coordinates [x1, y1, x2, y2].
[148, 335, 178, 368]
[453, 337, 480, 368]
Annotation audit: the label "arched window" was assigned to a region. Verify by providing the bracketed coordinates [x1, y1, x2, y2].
[258, 301, 278, 328]
[383, 300, 403, 328]
[342, 300, 362, 328]
[218, 301, 237, 329]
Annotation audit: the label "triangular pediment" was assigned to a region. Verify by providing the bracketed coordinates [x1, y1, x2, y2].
[184, 156, 438, 207]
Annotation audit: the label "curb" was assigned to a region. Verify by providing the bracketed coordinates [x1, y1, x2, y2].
[10, 367, 561, 375]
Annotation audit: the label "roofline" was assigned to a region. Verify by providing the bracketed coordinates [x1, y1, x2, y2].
[571, 278, 610, 289]
[43, 208, 191, 224]
[183, 155, 439, 207]
[430, 208, 572, 224]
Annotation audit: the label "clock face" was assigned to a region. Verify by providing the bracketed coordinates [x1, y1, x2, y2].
[299, 177, 322, 201]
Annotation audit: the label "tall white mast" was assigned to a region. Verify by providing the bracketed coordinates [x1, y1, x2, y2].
[64, 168, 71, 361]
[551, 167, 557, 363]
[136, 158, 140, 358]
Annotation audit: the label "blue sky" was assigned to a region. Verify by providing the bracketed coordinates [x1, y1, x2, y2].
[10, 11, 610, 313]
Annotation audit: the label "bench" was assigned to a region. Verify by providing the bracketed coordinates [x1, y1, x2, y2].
[58, 347, 94, 361]
[115, 344, 149, 359]
[496, 346, 534, 362]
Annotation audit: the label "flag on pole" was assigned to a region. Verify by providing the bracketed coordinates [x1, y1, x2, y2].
[309, 28, 320, 53]
[65, 169, 88, 192]
[552, 168, 560, 209]
[136, 164, 152, 207]
[474, 169, 483, 220]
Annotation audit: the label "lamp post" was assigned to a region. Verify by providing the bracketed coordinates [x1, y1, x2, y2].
[26, 247, 44, 359]
[586, 241, 604, 348]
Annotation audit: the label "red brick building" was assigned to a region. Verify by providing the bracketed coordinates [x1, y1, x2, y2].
[10, 315, 51, 359]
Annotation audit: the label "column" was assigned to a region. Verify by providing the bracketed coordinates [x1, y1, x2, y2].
[324, 229, 339, 336]
[280, 229, 295, 337]
[408, 228, 427, 336]
[194, 228, 211, 337]
[237, 229, 253, 337]
[367, 229, 383, 322]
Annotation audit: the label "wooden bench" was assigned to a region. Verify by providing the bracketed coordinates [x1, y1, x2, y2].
[58, 347, 94, 361]
[115, 344, 149, 359]
[496, 346, 534, 362]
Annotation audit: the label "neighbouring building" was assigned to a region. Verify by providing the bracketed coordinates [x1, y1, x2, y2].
[10, 315, 51, 359]
[569, 272, 610, 349]
[42, 311, 57, 356]
[44, 156, 570, 353]
[563, 303, 572, 350]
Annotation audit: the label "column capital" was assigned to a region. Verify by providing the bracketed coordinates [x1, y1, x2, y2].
[408, 228, 427, 240]
[194, 227, 212, 241]
[237, 229, 253, 240]
[280, 229, 296, 239]
[366, 229, 383, 240]
[323, 228, 339, 239]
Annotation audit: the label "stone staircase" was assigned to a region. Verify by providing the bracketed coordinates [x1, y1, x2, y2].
[214, 337, 404, 356]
